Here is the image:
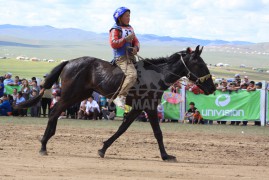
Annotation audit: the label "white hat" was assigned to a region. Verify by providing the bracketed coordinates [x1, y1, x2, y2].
[7, 72, 12, 76]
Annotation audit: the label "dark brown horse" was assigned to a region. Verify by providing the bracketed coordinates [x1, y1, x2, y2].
[16, 45, 215, 161]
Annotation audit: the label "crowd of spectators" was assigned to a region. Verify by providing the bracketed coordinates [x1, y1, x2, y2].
[1, 72, 268, 126]
[0, 73, 116, 120]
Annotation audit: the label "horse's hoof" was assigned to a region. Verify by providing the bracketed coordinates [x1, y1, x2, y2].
[98, 149, 105, 158]
[39, 150, 48, 156]
[163, 155, 177, 162]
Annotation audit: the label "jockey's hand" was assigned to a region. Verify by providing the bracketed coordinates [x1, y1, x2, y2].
[131, 46, 138, 55]
[125, 33, 135, 42]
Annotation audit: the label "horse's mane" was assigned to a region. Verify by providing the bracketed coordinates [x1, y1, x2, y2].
[140, 50, 188, 67]
[141, 57, 168, 66]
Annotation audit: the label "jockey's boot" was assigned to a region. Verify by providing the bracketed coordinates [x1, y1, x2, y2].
[113, 95, 126, 109]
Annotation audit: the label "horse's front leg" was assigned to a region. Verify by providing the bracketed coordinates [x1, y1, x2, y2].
[146, 109, 177, 162]
[98, 109, 142, 158]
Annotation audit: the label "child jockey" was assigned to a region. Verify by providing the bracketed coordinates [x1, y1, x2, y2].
[110, 7, 140, 109]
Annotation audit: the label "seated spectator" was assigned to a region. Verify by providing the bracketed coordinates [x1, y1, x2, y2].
[136, 111, 148, 122]
[0, 78, 4, 97]
[247, 81, 256, 92]
[86, 96, 100, 120]
[78, 99, 87, 119]
[256, 82, 262, 89]
[0, 94, 12, 116]
[30, 90, 40, 117]
[185, 102, 197, 123]
[101, 101, 116, 120]
[157, 103, 165, 123]
[66, 102, 80, 119]
[193, 110, 204, 124]
[30, 80, 40, 94]
[13, 91, 26, 116]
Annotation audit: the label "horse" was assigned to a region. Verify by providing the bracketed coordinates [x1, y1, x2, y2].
[15, 45, 216, 161]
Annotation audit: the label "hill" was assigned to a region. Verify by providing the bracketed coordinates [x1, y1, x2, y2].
[0, 24, 269, 70]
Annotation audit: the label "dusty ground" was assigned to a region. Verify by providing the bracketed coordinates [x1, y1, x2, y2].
[0, 119, 269, 180]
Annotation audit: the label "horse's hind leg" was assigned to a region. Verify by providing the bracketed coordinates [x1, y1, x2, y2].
[39, 101, 67, 155]
[146, 109, 177, 162]
[98, 109, 142, 158]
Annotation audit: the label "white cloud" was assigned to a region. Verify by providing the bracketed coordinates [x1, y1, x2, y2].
[0, 0, 269, 42]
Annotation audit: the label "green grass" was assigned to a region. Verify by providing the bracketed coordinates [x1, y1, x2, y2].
[0, 59, 59, 79]
[1, 116, 268, 136]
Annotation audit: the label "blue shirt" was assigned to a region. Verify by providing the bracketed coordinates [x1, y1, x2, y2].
[16, 97, 26, 105]
[0, 100, 12, 116]
[0, 83, 4, 97]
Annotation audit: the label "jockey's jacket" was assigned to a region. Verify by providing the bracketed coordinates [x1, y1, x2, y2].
[109, 24, 140, 59]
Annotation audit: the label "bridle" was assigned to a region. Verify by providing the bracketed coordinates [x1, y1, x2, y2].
[179, 54, 212, 86]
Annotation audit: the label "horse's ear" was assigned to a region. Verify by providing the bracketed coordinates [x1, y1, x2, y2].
[194, 45, 200, 55]
[199, 46, 204, 56]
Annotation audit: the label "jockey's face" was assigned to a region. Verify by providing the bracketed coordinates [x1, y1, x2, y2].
[119, 11, 130, 25]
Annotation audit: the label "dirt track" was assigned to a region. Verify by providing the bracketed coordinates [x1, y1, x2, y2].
[0, 122, 269, 180]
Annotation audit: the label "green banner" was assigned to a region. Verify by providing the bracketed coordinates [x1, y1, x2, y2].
[162, 91, 181, 120]
[4, 85, 21, 95]
[186, 90, 260, 121]
[267, 91, 269, 122]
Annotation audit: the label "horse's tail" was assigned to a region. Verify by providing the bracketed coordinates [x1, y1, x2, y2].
[14, 61, 69, 109]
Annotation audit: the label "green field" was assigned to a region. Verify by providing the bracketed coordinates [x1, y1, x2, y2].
[1, 116, 268, 136]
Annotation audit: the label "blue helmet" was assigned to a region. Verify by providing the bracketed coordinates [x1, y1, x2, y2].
[113, 7, 130, 23]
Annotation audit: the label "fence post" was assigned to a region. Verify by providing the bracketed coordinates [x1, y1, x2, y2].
[260, 81, 266, 126]
[180, 81, 186, 120]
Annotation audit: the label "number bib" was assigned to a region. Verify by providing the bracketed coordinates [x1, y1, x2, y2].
[121, 26, 134, 38]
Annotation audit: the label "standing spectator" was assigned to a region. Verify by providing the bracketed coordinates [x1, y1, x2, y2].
[86, 96, 100, 120]
[241, 76, 249, 86]
[171, 80, 181, 93]
[185, 102, 197, 124]
[21, 79, 31, 100]
[52, 82, 61, 95]
[40, 74, 52, 117]
[0, 78, 4, 97]
[78, 99, 87, 119]
[13, 91, 26, 116]
[3, 72, 14, 86]
[0, 94, 12, 116]
[240, 83, 248, 89]
[234, 74, 241, 85]
[217, 80, 228, 92]
[247, 81, 256, 92]
[187, 82, 204, 94]
[10, 76, 21, 86]
[256, 82, 262, 89]
[30, 90, 40, 117]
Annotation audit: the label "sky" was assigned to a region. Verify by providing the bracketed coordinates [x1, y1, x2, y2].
[0, 0, 269, 43]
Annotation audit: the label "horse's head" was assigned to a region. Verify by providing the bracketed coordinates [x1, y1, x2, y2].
[167, 45, 216, 95]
